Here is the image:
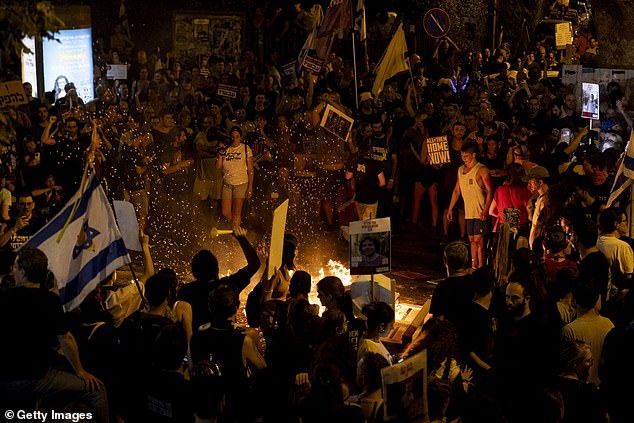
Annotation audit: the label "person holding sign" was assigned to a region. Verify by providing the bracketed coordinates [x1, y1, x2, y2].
[447, 142, 493, 269]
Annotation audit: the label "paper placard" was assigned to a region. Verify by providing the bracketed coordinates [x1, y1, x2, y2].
[561, 64, 579, 87]
[282, 61, 297, 76]
[113, 200, 142, 251]
[426, 136, 450, 165]
[381, 350, 429, 422]
[106, 64, 128, 80]
[349, 217, 391, 275]
[555, 22, 572, 49]
[301, 55, 324, 73]
[267, 199, 289, 279]
[217, 83, 238, 99]
[0, 81, 28, 108]
[320, 104, 354, 142]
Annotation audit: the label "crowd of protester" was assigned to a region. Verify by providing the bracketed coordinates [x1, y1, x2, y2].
[0, 2, 633, 422]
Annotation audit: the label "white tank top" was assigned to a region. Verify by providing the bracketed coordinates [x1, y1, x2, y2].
[458, 162, 486, 219]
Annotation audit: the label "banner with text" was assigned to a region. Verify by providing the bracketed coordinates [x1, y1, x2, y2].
[0, 81, 28, 108]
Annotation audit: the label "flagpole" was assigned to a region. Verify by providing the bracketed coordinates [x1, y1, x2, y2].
[128, 263, 147, 307]
[628, 180, 634, 238]
[353, 33, 359, 111]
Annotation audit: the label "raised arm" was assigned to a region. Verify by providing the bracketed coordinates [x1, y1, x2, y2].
[234, 226, 260, 278]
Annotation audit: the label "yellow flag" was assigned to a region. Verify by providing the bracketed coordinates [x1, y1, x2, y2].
[372, 23, 409, 98]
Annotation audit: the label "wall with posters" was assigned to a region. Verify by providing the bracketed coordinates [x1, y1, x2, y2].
[561, 64, 634, 111]
[173, 12, 244, 63]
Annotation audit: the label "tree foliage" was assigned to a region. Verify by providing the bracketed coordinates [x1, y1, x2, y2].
[0, 1, 63, 76]
[0, 1, 62, 146]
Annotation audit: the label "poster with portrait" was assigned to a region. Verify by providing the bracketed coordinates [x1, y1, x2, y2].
[581, 82, 599, 120]
[382, 350, 429, 422]
[349, 217, 391, 275]
[193, 18, 210, 41]
[320, 104, 354, 142]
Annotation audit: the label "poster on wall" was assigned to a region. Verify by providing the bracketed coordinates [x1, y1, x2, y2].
[193, 18, 210, 41]
[42, 28, 94, 104]
[173, 12, 243, 62]
[21, 37, 38, 98]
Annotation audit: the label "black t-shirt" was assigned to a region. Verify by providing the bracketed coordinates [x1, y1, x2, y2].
[0, 287, 68, 381]
[52, 135, 89, 193]
[177, 269, 253, 332]
[553, 376, 607, 423]
[190, 323, 248, 420]
[346, 155, 383, 204]
[454, 301, 496, 369]
[141, 370, 194, 423]
[120, 144, 146, 192]
[429, 274, 475, 325]
[589, 181, 611, 206]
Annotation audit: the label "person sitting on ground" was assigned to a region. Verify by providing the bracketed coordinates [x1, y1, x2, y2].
[553, 340, 608, 423]
[357, 301, 395, 368]
[317, 276, 366, 353]
[100, 233, 153, 327]
[300, 363, 365, 423]
[140, 324, 194, 422]
[0, 248, 108, 422]
[348, 352, 390, 423]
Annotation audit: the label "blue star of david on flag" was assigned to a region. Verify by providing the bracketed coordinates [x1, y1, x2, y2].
[72, 220, 100, 259]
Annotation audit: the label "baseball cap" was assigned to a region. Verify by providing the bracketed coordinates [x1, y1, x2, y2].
[522, 166, 550, 181]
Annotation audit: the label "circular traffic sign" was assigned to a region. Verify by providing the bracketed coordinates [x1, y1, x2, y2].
[423, 8, 451, 38]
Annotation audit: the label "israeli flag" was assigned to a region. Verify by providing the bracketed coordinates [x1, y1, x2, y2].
[608, 130, 634, 207]
[22, 172, 130, 311]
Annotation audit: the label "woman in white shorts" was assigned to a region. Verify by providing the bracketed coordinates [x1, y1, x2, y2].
[216, 126, 253, 229]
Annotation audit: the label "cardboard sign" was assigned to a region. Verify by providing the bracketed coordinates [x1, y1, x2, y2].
[113, 200, 142, 251]
[301, 55, 324, 73]
[320, 104, 354, 142]
[282, 61, 297, 76]
[381, 350, 428, 422]
[106, 64, 128, 80]
[267, 199, 289, 279]
[555, 22, 573, 49]
[349, 217, 391, 275]
[426, 136, 450, 165]
[217, 83, 238, 99]
[0, 81, 28, 108]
